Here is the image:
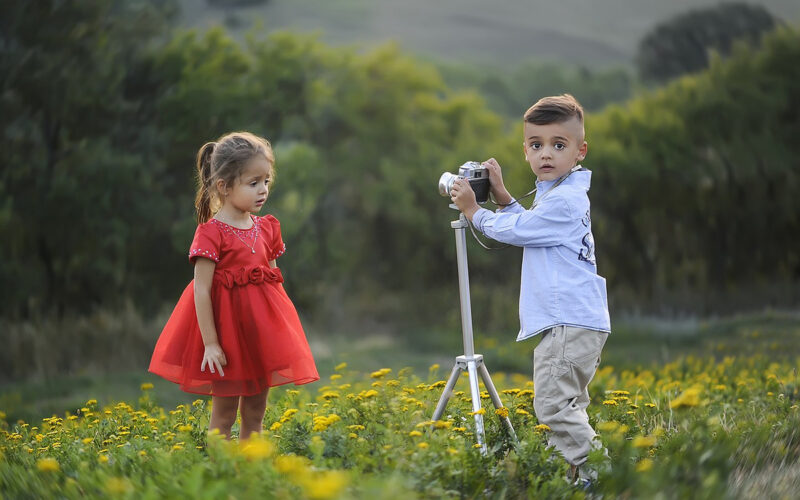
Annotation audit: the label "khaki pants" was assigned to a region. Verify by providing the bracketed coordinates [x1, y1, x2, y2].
[533, 325, 609, 466]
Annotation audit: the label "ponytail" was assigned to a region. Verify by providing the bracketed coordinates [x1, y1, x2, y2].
[194, 142, 216, 223]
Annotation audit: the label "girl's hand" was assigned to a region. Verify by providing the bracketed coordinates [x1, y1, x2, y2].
[201, 343, 227, 377]
[482, 158, 512, 206]
[450, 178, 480, 220]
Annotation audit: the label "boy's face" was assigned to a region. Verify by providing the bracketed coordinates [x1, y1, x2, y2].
[523, 117, 587, 182]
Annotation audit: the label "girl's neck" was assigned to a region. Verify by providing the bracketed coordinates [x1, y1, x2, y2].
[214, 207, 254, 229]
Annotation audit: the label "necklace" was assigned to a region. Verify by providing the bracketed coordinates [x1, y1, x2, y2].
[215, 215, 259, 254]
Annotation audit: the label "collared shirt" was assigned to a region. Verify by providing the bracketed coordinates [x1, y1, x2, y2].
[471, 168, 610, 341]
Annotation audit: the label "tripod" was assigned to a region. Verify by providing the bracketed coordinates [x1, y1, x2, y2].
[431, 210, 517, 454]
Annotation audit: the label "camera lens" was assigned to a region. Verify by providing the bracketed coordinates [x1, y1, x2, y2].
[438, 172, 458, 197]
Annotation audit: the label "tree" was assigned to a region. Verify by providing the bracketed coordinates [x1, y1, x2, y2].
[0, 0, 177, 317]
[636, 3, 777, 83]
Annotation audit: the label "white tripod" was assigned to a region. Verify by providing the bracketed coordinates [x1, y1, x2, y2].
[431, 211, 517, 454]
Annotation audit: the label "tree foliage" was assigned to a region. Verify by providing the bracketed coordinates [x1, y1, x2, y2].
[590, 26, 800, 312]
[1, 2, 798, 329]
[636, 2, 777, 83]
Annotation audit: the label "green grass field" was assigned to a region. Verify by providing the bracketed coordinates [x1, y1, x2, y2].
[2, 312, 799, 498]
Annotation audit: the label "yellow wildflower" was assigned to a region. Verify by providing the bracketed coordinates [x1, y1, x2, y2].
[632, 435, 657, 448]
[36, 458, 59, 472]
[670, 388, 701, 409]
[105, 477, 132, 495]
[468, 408, 486, 416]
[300, 470, 349, 500]
[274, 454, 310, 476]
[417, 442, 429, 449]
[370, 368, 392, 379]
[240, 436, 274, 460]
[140, 383, 154, 391]
[636, 458, 654, 472]
[495, 407, 510, 418]
[334, 362, 347, 371]
[534, 424, 551, 432]
[408, 430, 423, 437]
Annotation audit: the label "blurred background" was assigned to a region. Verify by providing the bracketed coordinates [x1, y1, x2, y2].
[2, 0, 799, 421]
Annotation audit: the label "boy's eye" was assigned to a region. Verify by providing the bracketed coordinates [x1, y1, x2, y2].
[554, 143, 566, 150]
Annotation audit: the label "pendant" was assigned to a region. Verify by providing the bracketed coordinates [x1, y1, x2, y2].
[252, 249, 256, 254]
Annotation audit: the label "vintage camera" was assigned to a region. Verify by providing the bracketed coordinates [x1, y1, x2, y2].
[438, 161, 490, 204]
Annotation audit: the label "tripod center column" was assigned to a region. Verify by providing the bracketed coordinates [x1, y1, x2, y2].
[452, 214, 475, 358]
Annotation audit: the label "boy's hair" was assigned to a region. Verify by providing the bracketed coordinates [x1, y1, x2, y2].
[194, 131, 275, 223]
[524, 94, 584, 125]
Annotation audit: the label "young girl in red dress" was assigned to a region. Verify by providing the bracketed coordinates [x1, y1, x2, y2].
[149, 131, 319, 439]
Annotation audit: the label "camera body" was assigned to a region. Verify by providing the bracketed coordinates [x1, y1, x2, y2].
[438, 162, 491, 204]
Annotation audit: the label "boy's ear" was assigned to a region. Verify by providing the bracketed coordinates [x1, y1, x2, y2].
[577, 141, 588, 163]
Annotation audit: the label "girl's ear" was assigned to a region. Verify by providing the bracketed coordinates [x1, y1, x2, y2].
[215, 178, 228, 197]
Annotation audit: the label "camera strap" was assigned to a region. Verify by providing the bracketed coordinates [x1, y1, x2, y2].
[470, 165, 583, 251]
[529, 165, 583, 211]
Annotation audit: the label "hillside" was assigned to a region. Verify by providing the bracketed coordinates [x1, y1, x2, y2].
[177, 0, 800, 68]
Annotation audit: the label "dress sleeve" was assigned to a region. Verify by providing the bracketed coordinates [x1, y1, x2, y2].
[188, 223, 222, 263]
[262, 215, 286, 261]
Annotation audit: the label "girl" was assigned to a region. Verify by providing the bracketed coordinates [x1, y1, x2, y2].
[149, 132, 319, 439]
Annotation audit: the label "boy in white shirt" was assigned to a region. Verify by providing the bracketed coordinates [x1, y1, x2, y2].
[450, 94, 610, 484]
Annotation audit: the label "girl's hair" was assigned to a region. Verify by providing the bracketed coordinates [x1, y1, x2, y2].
[194, 131, 275, 223]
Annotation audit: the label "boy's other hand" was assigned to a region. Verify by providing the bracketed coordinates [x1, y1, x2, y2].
[450, 178, 480, 221]
[483, 158, 512, 206]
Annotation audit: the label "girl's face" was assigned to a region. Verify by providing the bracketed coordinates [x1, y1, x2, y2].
[221, 157, 272, 214]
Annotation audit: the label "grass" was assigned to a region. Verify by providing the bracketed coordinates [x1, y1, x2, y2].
[1, 336, 799, 498]
[2, 310, 798, 425]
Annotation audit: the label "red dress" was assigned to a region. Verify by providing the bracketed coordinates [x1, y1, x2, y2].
[148, 214, 319, 396]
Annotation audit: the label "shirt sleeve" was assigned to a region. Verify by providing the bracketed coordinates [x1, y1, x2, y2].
[262, 215, 286, 261]
[496, 199, 526, 214]
[472, 195, 574, 247]
[188, 223, 222, 263]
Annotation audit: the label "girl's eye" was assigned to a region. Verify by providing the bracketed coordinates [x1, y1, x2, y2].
[530, 143, 541, 150]
[250, 182, 258, 187]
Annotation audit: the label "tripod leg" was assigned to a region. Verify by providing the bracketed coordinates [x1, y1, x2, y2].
[432, 363, 463, 421]
[478, 362, 518, 443]
[467, 360, 487, 454]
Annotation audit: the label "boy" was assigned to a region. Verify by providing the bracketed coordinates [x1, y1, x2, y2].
[449, 94, 610, 484]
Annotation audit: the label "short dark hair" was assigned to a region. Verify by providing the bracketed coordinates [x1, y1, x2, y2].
[524, 94, 584, 125]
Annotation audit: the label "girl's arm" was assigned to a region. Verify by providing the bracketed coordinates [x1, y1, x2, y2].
[194, 258, 227, 376]
[268, 259, 276, 269]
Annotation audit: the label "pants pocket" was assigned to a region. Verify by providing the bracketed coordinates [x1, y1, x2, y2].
[564, 328, 608, 366]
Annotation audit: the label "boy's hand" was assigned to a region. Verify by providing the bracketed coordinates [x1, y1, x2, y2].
[450, 178, 480, 220]
[201, 343, 227, 377]
[483, 158, 512, 206]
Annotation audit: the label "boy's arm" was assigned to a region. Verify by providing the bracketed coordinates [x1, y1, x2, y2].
[471, 197, 574, 247]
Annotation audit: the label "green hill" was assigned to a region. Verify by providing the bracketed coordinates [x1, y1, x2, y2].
[177, 0, 800, 68]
